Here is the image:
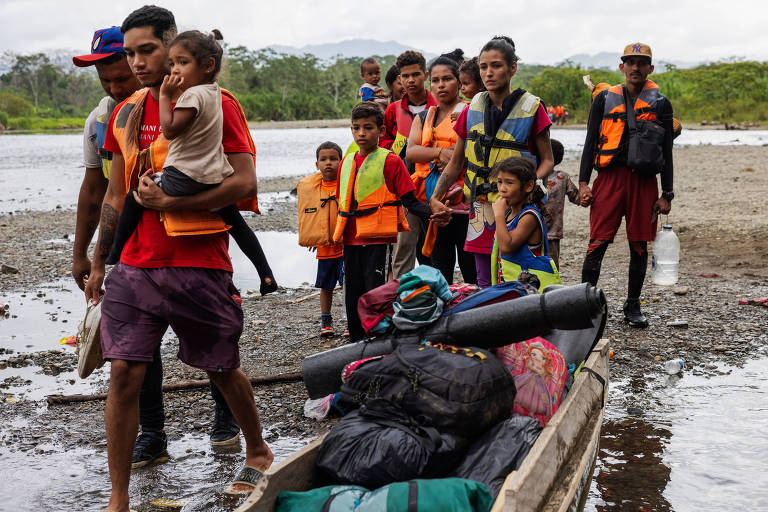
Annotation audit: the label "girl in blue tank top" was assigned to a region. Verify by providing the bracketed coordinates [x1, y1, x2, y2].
[490, 157, 561, 290]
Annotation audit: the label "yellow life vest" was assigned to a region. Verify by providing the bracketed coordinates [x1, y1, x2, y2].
[333, 148, 409, 242]
[111, 87, 259, 236]
[463, 90, 540, 205]
[297, 173, 338, 247]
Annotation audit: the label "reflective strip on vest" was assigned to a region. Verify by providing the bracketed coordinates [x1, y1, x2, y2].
[95, 97, 117, 179]
[334, 148, 407, 242]
[338, 147, 391, 212]
[595, 80, 660, 168]
[392, 105, 413, 159]
[464, 90, 539, 205]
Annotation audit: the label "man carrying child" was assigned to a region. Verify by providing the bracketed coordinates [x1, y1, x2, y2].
[84, 6, 272, 509]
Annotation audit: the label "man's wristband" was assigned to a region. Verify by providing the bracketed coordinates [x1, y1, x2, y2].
[661, 191, 674, 201]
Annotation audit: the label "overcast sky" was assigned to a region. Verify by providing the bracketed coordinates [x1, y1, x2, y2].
[1, 0, 765, 65]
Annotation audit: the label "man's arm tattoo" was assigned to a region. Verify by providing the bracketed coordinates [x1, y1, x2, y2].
[97, 204, 118, 257]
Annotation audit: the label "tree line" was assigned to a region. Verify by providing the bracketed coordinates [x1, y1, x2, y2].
[1, 48, 767, 130]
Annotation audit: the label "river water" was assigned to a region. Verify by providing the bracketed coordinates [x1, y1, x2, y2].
[2, 127, 768, 213]
[2, 129, 768, 510]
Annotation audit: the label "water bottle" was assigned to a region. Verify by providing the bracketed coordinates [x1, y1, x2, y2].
[664, 359, 684, 375]
[652, 224, 680, 285]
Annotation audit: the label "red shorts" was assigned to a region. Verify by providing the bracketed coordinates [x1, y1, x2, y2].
[589, 166, 658, 242]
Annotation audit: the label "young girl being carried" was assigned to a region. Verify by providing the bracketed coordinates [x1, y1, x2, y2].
[490, 157, 560, 290]
[428, 36, 554, 288]
[106, 30, 277, 294]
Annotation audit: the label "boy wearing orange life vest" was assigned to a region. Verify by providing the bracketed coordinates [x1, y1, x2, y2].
[297, 142, 344, 336]
[335, 102, 433, 340]
[578, 42, 674, 328]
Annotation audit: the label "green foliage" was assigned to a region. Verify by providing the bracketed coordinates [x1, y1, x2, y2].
[0, 110, 8, 127]
[6, 116, 85, 131]
[521, 61, 768, 124]
[2, 47, 768, 128]
[0, 52, 104, 121]
[0, 91, 33, 116]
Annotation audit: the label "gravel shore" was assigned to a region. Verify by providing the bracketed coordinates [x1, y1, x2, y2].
[1, 143, 767, 487]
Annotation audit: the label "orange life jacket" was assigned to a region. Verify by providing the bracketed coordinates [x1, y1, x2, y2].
[297, 173, 338, 247]
[112, 87, 259, 236]
[594, 80, 661, 169]
[411, 105, 466, 204]
[390, 92, 437, 165]
[332, 148, 409, 242]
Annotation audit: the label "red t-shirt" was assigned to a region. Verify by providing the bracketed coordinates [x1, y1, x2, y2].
[336, 151, 415, 245]
[453, 102, 552, 154]
[103, 91, 253, 270]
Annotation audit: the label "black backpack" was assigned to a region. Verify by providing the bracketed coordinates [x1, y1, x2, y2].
[336, 343, 516, 437]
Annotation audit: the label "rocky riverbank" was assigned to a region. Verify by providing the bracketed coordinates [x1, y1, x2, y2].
[1, 144, 767, 509]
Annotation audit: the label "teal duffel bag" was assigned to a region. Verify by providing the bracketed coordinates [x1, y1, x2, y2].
[276, 477, 492, 512]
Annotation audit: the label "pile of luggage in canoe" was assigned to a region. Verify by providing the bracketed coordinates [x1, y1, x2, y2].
[248, 265, 609, 512]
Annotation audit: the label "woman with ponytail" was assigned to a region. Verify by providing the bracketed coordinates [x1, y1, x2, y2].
[428, 36, 554, 288]
[405, 49, 476, 284]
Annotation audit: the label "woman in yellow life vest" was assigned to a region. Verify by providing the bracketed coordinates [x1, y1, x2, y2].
[428, 36, 555, 288]
[405, 49, 476, 285]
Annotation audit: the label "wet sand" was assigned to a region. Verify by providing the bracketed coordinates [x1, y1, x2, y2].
[1, 143, 767, 509]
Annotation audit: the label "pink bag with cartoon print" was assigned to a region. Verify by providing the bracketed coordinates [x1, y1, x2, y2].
[494, 336, 567, 426]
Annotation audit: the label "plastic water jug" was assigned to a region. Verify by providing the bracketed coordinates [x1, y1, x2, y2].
[652, 225, 679, 285]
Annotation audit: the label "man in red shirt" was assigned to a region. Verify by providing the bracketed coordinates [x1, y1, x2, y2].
[381, 51, 438, 278]
[84, 7, 272, 510]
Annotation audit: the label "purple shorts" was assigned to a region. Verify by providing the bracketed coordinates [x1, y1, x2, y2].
[100, 263, 243, 371]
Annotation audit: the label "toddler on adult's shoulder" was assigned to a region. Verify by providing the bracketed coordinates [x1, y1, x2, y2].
[359, 57, 389, 108]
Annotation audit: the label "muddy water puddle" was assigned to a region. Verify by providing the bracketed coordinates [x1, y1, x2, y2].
[586, 356, 768, 510]
[0, 425, 310, 512]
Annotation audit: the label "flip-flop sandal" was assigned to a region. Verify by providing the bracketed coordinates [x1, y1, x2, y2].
[224, 465, 264, 495]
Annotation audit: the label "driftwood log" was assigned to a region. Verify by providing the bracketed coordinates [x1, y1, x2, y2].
[46, 371, 303, 405]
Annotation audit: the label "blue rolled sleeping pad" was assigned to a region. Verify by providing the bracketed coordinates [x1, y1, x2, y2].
[302, 282, 607, 399]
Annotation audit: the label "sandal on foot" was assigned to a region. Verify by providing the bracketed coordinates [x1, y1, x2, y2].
[224, 465, 264, 495]
[260, 276, 278, 296]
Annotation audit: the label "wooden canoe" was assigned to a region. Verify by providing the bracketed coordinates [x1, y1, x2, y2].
[235, 339, 610, 512]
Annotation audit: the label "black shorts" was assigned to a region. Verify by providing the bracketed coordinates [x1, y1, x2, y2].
[315, 257, 344, 289]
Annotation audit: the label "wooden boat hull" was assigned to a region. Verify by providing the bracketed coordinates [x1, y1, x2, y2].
[236, 339, 610, 512]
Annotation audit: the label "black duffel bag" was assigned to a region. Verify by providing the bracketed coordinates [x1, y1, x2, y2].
[316, 399, 468, 488]
[625, 87, 665, 176]
[336, 343, 516, 437]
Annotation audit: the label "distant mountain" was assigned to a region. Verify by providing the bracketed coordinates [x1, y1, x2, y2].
[267, 39, 437, 61]
[557, 52, 700, 71]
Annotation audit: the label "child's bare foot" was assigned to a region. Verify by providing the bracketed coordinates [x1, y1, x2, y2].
[260, 276, 278, 295]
